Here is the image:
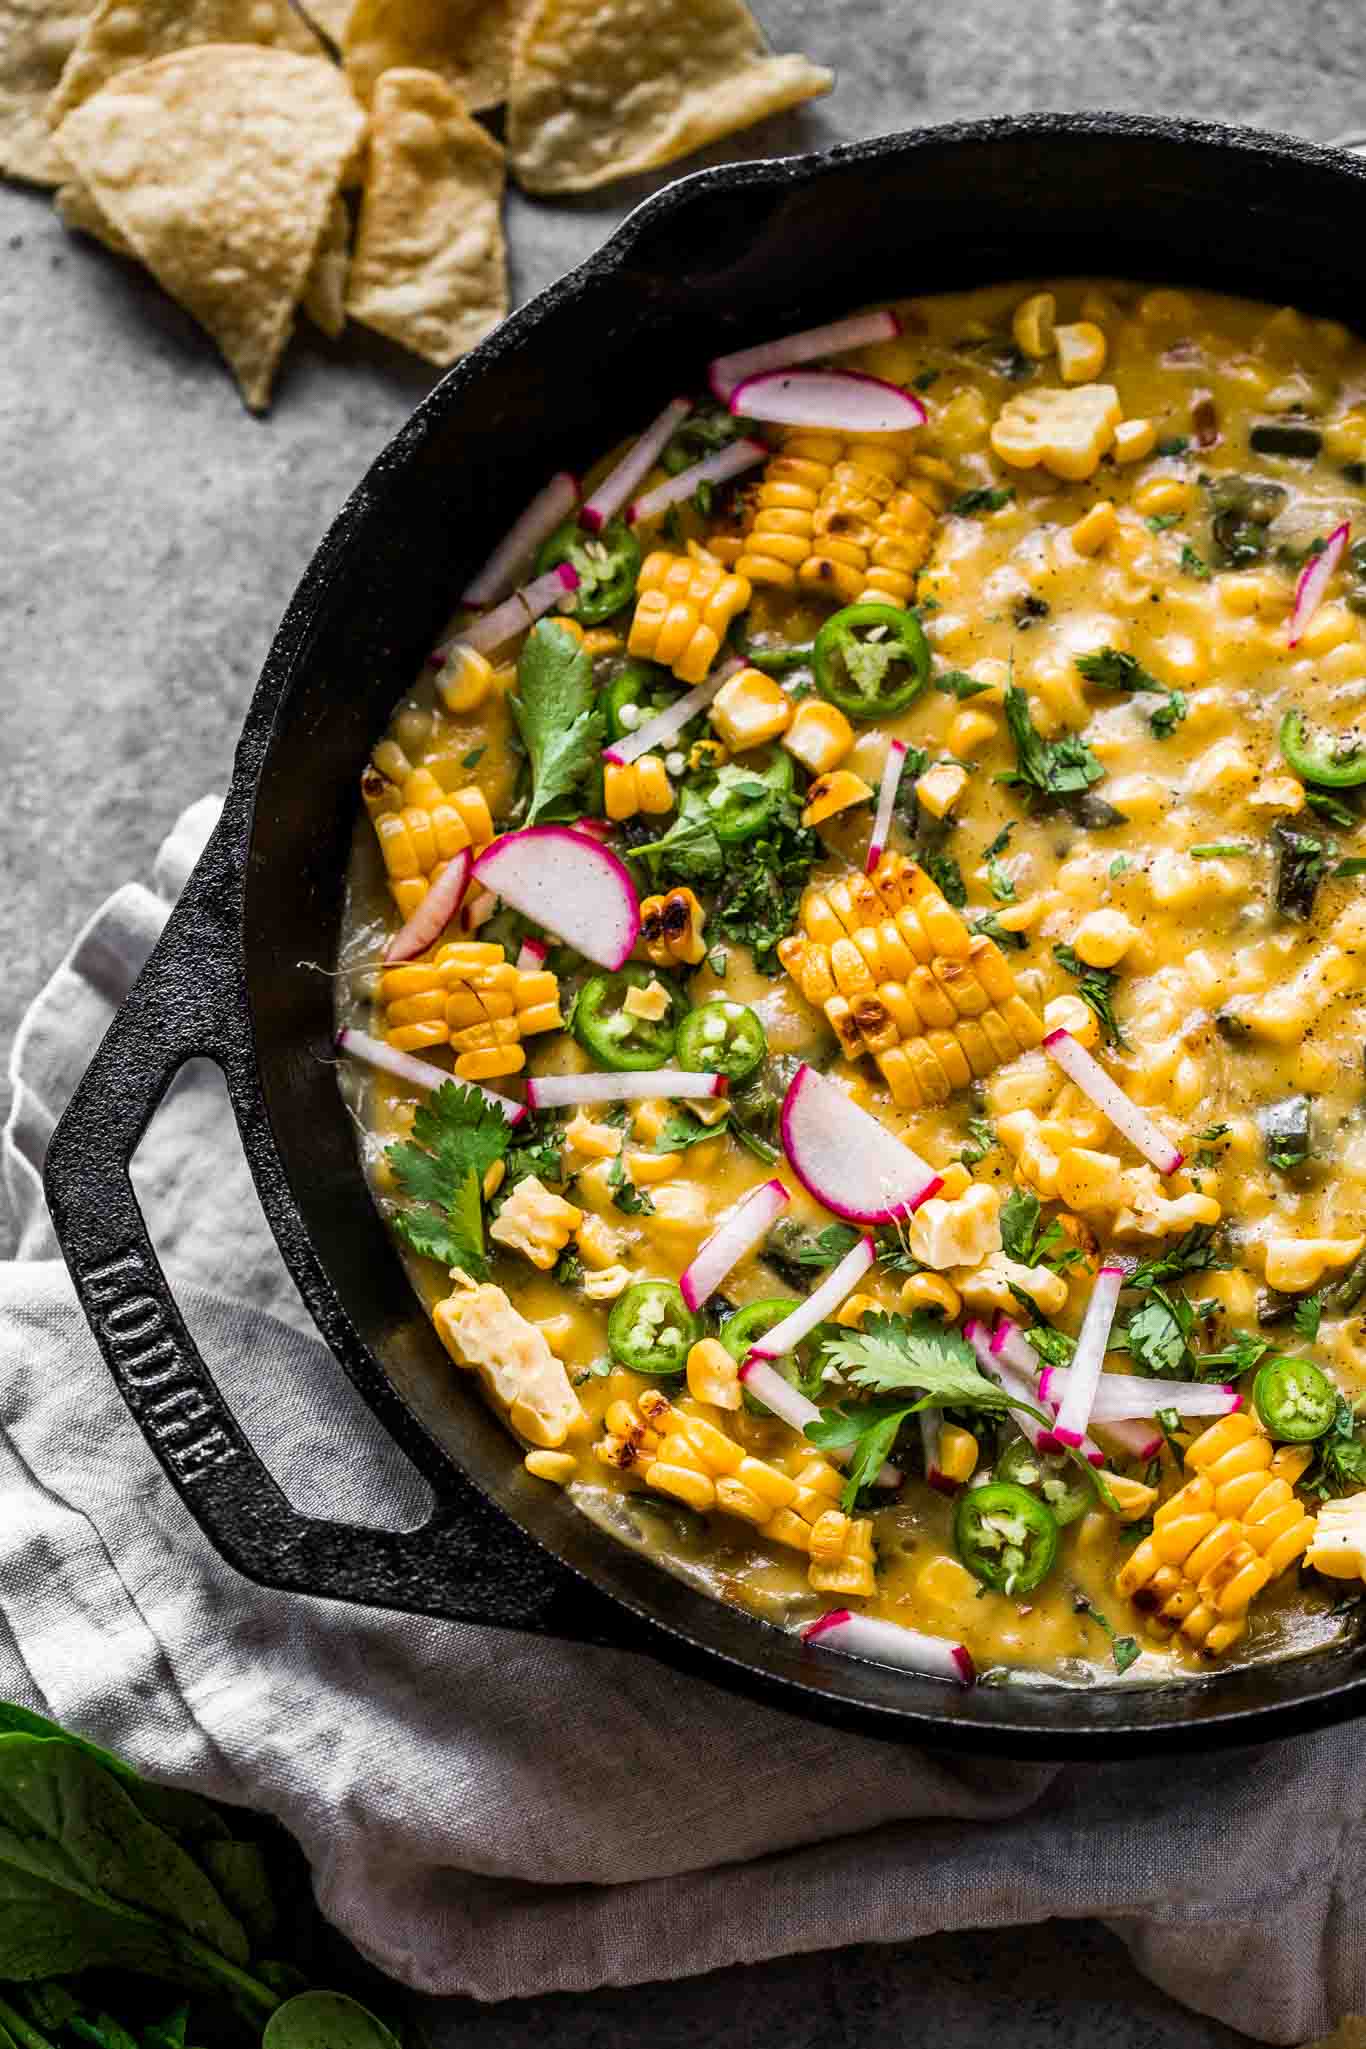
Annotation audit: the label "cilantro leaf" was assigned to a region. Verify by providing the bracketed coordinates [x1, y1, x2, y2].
[1124, 1289, 1193, 1378]
[824, 1311, 1026, 1408]
[386, 1081, 512, 1277]
[961, 1115, 996, 1167]
[805, 1402, 913, 1507]
[1073, 1593, 1141, 1674]
[1000, 685, 1105, 798]
[712, 817, 819, 970]
[1053, 942, 1128, 1049]
[630, 785, 725, 882]
[1127, 1228, 1224, 1289]
[1180, 543, 1212, 580]
[951, 485, 1015, 517]
[998, 1187, 1077, 1273]
[1293, 1292, 1324, 1342]
[924, 848, 967, 908]
[1305, 1398, 1366, 1498]
[1076, 648, 1185, 739]
[510, 620, 602, 825]
[606, 1152, 655, 1215]
[936, 669, 992, 700]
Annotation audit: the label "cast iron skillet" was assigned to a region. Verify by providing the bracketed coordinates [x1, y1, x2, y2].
[44, 113, 1366, 1756]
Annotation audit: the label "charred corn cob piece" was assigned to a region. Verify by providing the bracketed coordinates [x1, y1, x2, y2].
[640, 886, 707, 967]
[1115, 1412, 1317, 1659]
[377, 940, 562, 1069]
[776, 852, 1041, 1105]
[627, 543, 752, 684]
[736, 431, 945, 606]
[363, 750, 495, 920]
[594, 1393, 875, 1592]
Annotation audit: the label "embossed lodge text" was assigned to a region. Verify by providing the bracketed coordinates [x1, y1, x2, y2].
[82, 1249, 237, 1478]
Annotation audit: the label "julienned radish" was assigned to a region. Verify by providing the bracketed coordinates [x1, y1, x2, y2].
[382, 848, 470, 964]
[707, 309, 900, 402]
[800, 1609, 975, 1686]
[441, 562, 579, 658]
[1042, 1029, 1184, 1175]
[738, 1356, 900, 1489]
[728, 367, 928, 435]
[679, 1179, 789, 1312]
[336, 1029, 525, 1122]
[462, 471, 578, 605]
[744, 1234, 875, 1359]
[1050, 1266, 1125, 1450]
[472, 826, 639, 970]
[780, 1064, 941, 1221]
[525, 1069, 727, 1110]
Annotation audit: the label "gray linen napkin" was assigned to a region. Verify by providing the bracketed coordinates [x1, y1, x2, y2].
[2, 800, 1364, 2044]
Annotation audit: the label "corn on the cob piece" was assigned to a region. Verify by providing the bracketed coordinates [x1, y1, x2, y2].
[640, 887, 707, 967]
[377, 939, 562, 1071]
[736, 431, 945, 607]
[595, 1392, 875, 1593]
[363, 751, 495, 920]
[1115, 1412, 1316, 1658]
[776, 853, 1041, 1105]
[603, 755, 673, 821]
[626, 543, 752, 684]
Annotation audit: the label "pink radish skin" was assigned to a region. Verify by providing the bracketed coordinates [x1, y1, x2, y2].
[473, 826, 639, 969]
[747, 1234, 876, 1359]
[679, 1178, 789, 1312]
[729, 367, 927, 434]
[382, 849, 471, 965]
[920, 1408, 951, 1494]
[738, 1357, 900, 1488]
[779, 1064, 941, 1222]
[1288, 521, 1351, 647]
[970, 1319, 1104, 1464]
[628, 438, 768, 525]
[708, 309, 901, 402]
[800, 1609, 974, 1686]
[516, 937, 548, 971]
[866, 738, 907, 875]
[581, 397, 691, 532]
[1093, 1417, 1164, 1462]
[1051, 1266, 1125, 1448]
[336, 1029, 525, 1123]
[462, 471, 578, 605]
[526, 1069, 726, 1111]
[602, 659, 740, 768]
[1042, 1029, 1183, 1175]
[441, 563, 578, 658]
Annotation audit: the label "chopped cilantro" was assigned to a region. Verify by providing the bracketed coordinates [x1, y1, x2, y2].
[1180, 543, 1212, 580]
[1073, 1593, 1141, 1674]
[1145, 513, 1182, 533]
[1156, 435, 1190, 456]
[960, 1115, 997, 1167]
[1294, 1291, 1325, 1343]
[999, 1187, 1079, 1274]
[1191, 842, 1253, 859]
[912, 367, 941, 391]
[999, 684, 1105, 800]
[1075, 647, 1185, 738]
[462, 745, 487, 768]
[951, 485, 1015, 517]
[1053, 941, 1128, 1048]
[606, 1153, 655, 1215]
[1109, 854, 1130, 878]
[1127, 1228, 1225, 1290]
[924, 848, 967, 908]
[936, 668, 993, 700]
[1304, 1398, 1366, 1498]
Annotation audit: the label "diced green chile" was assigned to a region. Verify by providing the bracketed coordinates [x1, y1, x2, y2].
[1333, 1246, 1366, 1314]
[994, 1436, 1091, 1527]
[1279, 707, 1366, 788]
[813, 602, 931, 719]
[1253, 1357, 1338, 1442]
[603, 660, 677, 741]
[1273, 822, 1334, 923]
[954, 1480, 1060, 1595]
[572, 965, 679, 1070]
[1203, 473, 1287, 568]
[608, 1281, 701, 1375]
[701, 750, 794, 844]
[1261, 1095, 1313, 1174]
[732, 631, 816, 674]
[1343, 538, 1366, 617]
[1249, 421, 1323, 459]
[678, 1000, 767, 1081]
[535, 516, 641, 624]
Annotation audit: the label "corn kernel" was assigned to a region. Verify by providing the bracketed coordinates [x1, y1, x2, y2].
[524, 1449, 577, 1484]
[709, 666, 792, 751]
[803, 769, 873, 827]
[1055, 321, 1107, 383]
[1113, 418, 1157, 463]
[1070, 500, 1119, 556]
[915, 762, 969, 818]
[1012, 290, 1056, 359]
[783, 698, 854, 775]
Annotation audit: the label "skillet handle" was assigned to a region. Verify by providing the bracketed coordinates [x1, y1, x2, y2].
[42, 842, 623, 1644]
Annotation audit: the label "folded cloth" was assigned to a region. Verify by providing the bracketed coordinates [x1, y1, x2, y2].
[2, 801, 1364, 2044]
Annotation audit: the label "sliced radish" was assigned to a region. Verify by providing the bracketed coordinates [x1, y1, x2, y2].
[800, 1609, 974, 1687]
[1042, 1029, 1184, 1175]
[745, 1235, 875, 1359]
[679, 1177, 789, 1311]
[628, 437, 768, 525]
[462, 471, 578, 605]
[920, 1408, 951, 1494]
[779, 1064, 941, 1223]
[866, 738, 907, 875]
[601, 659, 740, 768]
[709, 309, 901, 402]
[382, 849, 471, 965]
[581, 397, 691, 533]
[738, 1357, 900, 1487]
[1051, 1266, 1124, 1449]
[1093, 1416, 1164, 1462]
[729, 368, 927, 435]
[473, 826, 639, 970]
[1288, 521, 1351, 648]
[440, 563, 579, 659]
[967, 1318, 1102, 1464]
[525, 1068, 726, 1111]
[336, 1029, 524, 1123]
[1040, 1367, 1240, 1422]
[516, 936, 548, 971]
[459, 885, 497, 933]
[569, 816, 614, 843]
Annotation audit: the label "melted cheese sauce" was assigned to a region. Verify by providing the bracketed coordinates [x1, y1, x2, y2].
[338, 280, 1366, 1687]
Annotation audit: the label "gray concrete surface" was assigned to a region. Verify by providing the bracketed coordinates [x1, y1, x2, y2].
[4, 0, 1357, 2039]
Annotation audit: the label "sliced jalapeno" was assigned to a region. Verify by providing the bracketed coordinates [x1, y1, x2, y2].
[722, 1300, 838, 1405]
[732, 630, 816, 674]
[995, 1437, 1090, 1527]
[608, 1281, 701, 1377]
[812, 602, 930, 721]
[701, 750, 794, 844]
[1279, 706, 1366, 788]
[1253, 1357, 1338, 1442]
[677, 1000, 768, 1082]
[535, 516, 641, 624]
[572, 965, 679, 1071]
[954, 1480, 1059, 1595]
[603, 659, 677, 741]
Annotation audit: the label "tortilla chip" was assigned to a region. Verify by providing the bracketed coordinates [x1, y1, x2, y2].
[55, 170, 127, 247]
[294, 0, 351, 42]
[46, 0, 324, 126]
[0, 0, 90, 184]
[53, 46, 366, 409]
[302, 189, 350, 336]
[343, 0, 532, 114]
[346, 67, 504, 368]
[507, 0, 831, 194]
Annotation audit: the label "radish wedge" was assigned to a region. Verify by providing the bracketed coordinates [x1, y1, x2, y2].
[709, 309, 901, 402]
[1288, 520, 1350, 648]
[1040, 1366, 1240, 1422]
[382, 849, 471, 965]
[515, 936, 548, 971]
[443, 563, 579, 657]
[729, 368, 927, 435]
[526, 1069, 726, 1111]
[581, 396, 691, 533]
[628, 437, 768, 525]
[866, 738, 907, 875]
[1042, 1029, 1184, 1175]
[800, 1609, 974, 1687]
[602, 659, 739, 768]
[473, 826, 639, 969]
[679, 1177, 789, 1311]
[1051, 1266, 1125, 1449]
[780, 1064, 941, 1222]
[745, 1235, 875, 1359]
[336, 1029, 525, 1123]
[462, 471, 578, 605]
[739, 1357, 900, 1488]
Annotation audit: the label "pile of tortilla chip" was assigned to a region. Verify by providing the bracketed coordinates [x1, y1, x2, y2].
[0, 0, 832, 411]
